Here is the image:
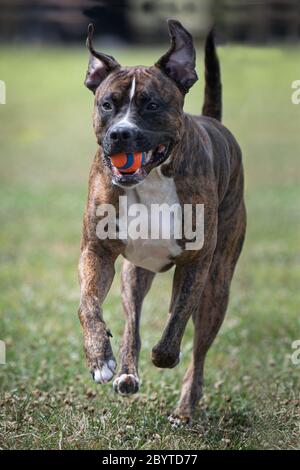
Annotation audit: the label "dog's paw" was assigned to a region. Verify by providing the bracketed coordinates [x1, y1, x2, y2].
[152, 344, 182, 369]
[91, 359, 117, 384]
[169, 409, 192, 426]
[113, 373, 140, 395]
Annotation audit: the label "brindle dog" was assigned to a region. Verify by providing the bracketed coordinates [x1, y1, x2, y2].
[78, 19, 246, 422]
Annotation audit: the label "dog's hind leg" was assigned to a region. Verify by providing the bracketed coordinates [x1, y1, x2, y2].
[113, 259, 155, 395]
[172, 201, 246, 422]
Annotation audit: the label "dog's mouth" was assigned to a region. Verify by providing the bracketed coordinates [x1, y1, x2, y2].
[107, 143, 171, 187]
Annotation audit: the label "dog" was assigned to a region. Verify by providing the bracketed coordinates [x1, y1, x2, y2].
[78, 19, 246, 422]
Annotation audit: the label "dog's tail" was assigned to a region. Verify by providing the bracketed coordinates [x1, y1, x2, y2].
[202, 29, 222, 122]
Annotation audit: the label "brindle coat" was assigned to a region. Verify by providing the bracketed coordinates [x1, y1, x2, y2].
[78, 20, 246, 422]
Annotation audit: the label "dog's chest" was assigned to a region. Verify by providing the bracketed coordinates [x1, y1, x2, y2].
[119, 168, 182, 272]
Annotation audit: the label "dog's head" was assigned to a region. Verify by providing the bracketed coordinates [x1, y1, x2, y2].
[84, 19, 198, 188]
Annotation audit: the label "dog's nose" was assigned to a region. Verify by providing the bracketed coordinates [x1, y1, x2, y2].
[108, 124, 137, 144]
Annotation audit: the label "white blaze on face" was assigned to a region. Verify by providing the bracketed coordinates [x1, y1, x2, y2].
[129, 76, 136, 101]
[117, 76, 136, 127]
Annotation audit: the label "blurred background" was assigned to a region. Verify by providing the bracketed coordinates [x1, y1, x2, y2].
[0, 0, 299, 451]
[0, 0, 300, 44]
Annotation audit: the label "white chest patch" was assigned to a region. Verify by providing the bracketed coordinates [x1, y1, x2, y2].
[119, 168, 182, 272]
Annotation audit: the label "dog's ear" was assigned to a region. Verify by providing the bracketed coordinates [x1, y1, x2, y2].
[155, 19, 198, 94]
[84, 24, 120, 93]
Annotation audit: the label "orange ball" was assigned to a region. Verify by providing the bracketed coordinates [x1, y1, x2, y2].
[111, 152, 145, 173]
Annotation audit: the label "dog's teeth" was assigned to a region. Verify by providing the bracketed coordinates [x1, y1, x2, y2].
[145, 150, 153, 162]
[112, 166, 122, 176]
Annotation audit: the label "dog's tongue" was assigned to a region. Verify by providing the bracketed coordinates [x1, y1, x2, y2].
[111, 152, 145, 174]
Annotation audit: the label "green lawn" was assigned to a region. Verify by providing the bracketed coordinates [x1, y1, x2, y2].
[0, 44, 299, 450]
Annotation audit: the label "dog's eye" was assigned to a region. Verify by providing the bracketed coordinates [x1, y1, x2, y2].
[146, 102, 159, 111]
[102, 101, 113, 111]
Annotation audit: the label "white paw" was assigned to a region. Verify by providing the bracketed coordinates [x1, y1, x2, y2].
[168, 415, 183, 428]
[113, 373, 140, 395]
[93, 359, 116, 384]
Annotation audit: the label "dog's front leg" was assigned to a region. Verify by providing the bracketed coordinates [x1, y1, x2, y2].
[78, 243, 117, 384]
[151, 253, 213, 369]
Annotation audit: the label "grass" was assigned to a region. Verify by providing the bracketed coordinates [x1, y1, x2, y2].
[0, 43, 300, 450]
